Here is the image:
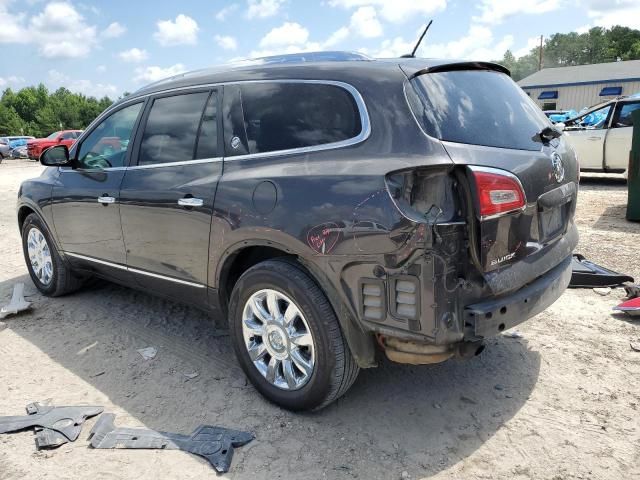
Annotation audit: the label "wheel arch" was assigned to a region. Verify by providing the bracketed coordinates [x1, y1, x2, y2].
[216, 240, 377, 368]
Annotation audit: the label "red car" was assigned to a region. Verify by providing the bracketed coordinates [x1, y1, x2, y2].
[27, 130, 83, 160]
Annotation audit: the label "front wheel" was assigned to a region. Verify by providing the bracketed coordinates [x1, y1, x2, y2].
[228, 259, 359, 411]
[21, 213, 84, 296]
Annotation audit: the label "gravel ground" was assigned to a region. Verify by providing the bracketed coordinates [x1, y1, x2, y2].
[0, 159, 639, 480]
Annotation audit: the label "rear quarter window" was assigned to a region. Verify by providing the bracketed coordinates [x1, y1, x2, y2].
[239, 82, 362, 154]
[407, 70, 551, 151]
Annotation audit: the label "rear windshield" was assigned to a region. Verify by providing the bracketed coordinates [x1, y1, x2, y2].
[407, 70, 551, 151]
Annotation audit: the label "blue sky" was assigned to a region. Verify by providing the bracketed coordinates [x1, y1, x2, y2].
[0, 0, 638, 98]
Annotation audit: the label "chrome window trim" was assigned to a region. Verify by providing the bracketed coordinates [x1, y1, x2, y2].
[59, 156, 223, 173]
[72, 79, 370, 166]
[64, 252, 206, 288]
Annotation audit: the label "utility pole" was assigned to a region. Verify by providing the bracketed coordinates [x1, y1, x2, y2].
[538, 35, 544, 71]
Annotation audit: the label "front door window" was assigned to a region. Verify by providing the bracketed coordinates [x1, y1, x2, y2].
[76, 102, 143, 169]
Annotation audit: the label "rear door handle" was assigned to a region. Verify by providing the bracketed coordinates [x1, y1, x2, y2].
[587, 136, 601, 141]
[97, 196, 116, 204]
[178, 197, 204, 208]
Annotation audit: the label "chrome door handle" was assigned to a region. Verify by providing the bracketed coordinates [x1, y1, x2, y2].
[97, 196, 116, 204]
[178, 197, 203, 207]
[587, 136, 601, 141]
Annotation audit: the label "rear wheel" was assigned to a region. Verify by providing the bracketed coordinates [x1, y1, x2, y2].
[21, 213, 84, 296]
[228, 259, 359, 411]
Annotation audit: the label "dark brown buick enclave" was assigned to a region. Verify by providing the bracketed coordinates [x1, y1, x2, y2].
[17, 52, 578, 410]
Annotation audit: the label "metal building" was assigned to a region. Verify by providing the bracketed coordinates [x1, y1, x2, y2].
[518, 59, 640, 112]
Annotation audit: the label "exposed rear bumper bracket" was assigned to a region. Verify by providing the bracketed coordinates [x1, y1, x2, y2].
[465, 255, 572, 338]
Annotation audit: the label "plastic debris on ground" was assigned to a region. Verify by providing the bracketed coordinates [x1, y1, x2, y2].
[0, 283, 31, 319]
[623, 284, 640, 300]
[89, 413, 254, 473]
[0, 402, 103, 449]
[502, 330, 523, 338]
[612, 297, 640, 317]
[569, 254, 634, 288]
[136, 347, 157, 360]
[593, 287, 612, 296]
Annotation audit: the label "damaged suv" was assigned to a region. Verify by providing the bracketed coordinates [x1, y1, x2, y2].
[17, 52, 578, 410]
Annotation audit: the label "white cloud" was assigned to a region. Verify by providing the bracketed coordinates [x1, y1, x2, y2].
[247, 0, 285, 19]
[101, 21, 126, 38]
[48, 69, 118, 98]
[259, 22, 309, 48]
[349, 6, 382, 38]
[0, 1, 28, 44]
[118, 47, 148, 62]
[323, 27, 350, 48]
[328, 0, 447, 23]
[214, 35, 238, 50]
[0, 76, 25, 88]
[29, 1, 98, 58]
[216, 3, 239, 21]
[154, 14, 199, 46]
[582, 0, 640, 28]
[473, 0, 561, 25]
[514, 36, 541, 58]
[373, 25, 514, 61]
[133, 64, 187, 83]
[96, 65, 107, 73]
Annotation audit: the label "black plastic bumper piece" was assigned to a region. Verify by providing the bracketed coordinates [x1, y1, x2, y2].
[569, 254, 634, 288]
[89, 413, 254, 473]
[465, 255, 572, 338]
[0, 402, 104, 448]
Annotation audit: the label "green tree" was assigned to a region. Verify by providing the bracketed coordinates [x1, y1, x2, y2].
[0, 104, 25, 135]
[494, 24, 640, 82]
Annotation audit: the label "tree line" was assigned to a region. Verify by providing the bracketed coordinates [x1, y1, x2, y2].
[0, 85, 116, 137]
[496, 25, 640, 81]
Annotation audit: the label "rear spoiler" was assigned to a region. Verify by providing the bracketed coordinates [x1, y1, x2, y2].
[407, 61, 510, 80]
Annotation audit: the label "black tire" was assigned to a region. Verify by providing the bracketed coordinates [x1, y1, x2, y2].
[21, 213, 84, 296]
[228, 259, 359, 411]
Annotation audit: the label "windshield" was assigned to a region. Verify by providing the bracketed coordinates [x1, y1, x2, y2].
[407, 70, 551, 151]
[46, 131, 61, 139]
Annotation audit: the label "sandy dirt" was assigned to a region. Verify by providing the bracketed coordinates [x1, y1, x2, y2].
[0, 159, 639, 480]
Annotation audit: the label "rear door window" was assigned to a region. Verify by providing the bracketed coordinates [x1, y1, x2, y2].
[238, 82, 362, 154]
[613, 102, 640, 128]
[139, 92, 210, 165]
[407, 70, 551, 151]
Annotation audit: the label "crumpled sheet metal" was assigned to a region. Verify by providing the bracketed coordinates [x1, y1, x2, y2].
[89, 413, 254, 473]
[0, 402, 104, 448]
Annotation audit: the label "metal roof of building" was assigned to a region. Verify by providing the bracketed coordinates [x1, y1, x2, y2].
[518, 59, 640, 88]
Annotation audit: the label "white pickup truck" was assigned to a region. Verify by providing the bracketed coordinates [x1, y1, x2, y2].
[562, 96, 640, 175]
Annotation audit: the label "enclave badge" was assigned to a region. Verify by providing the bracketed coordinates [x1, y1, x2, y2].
[551, 152, 565, 183]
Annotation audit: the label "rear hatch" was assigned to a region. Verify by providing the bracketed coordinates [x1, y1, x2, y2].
[404, 65, 579, 295]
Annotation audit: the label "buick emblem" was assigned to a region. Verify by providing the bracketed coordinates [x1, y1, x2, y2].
[551, 152, 565, 183]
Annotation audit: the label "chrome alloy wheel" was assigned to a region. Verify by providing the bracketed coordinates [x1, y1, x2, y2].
[27, 227, 54, 286]
[242, 289, 315, 390]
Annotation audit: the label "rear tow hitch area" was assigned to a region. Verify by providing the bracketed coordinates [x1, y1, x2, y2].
[377, 335, 484, 365]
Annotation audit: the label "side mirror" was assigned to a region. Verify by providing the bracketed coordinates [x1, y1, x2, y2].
[555, 122, 565, 131]
[40, 145, 71, 167]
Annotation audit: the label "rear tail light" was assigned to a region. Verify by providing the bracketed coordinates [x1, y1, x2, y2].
[469, 167, 526, 219]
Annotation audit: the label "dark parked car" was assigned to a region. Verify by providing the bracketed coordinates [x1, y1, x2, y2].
[17, 52, 578, 410]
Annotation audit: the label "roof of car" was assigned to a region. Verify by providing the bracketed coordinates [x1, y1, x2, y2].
[128, 51, 509, 100]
